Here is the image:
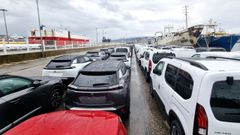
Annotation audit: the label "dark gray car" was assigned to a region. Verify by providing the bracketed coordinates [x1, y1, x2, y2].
[65, 60, 130, 119]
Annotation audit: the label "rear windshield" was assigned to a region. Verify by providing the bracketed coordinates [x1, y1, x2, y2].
[210, 80, 240, 123]
[86, 52, 99, 56]
[152, 53, 175, 64]
[46, 60, 72, 69]
[210, 49, 226, 52]
[116, 48, 128, 53]
[73, 72, 118, 87]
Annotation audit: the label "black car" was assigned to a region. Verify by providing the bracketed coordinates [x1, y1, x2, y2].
[65, 60, 130, 119]
[0, 75, 64, 133]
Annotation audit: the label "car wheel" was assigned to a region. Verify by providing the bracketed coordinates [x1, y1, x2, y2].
[48, 88, 62, 110]
[149, 80, 154, 97]
[170, 120, 185, 135]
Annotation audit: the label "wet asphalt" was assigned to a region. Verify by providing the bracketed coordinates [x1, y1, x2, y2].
[0, 50, 169, 135]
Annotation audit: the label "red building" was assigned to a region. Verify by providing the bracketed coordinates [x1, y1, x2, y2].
[28, 29, 89, 46]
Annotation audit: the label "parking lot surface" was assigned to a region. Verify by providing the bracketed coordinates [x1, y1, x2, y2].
[0, 51, 169, 135]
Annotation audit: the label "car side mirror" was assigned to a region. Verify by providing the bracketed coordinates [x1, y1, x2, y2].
[33, 80, 41, 88]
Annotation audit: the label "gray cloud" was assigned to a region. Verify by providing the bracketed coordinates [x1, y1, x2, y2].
[0, 0, 240, 41]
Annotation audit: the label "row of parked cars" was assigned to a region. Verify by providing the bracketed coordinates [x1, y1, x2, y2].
[135, 44, 240, 135]
[0, 46, 133, 134]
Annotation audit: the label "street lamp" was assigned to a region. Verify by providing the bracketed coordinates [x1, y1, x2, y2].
[35, 0, 44, 57]
[96, 27, 98, 43]
[0, 9, 9, 44]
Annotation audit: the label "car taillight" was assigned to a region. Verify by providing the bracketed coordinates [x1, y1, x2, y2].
[148, 60, 152, 72]
[193, 103, 208, 135]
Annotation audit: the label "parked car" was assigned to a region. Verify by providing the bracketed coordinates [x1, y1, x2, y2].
[4, 110, 127, 135]
[150, 57, 240, 135]
[108, 52, 131, 68]
[192, 51, 240, 59]
[195, 47, 226, 52]
[115, 47, 131, 57]
[86, 51, 108, 60]
[0, 75, 64, 134]
[171, 47, 196, 57]
[100, 48, 111, 57]
[108, 48, 115, 53]
[140, 48, 175, 82]
[65, 60, 131, 119]
[42, 55, 92, 84]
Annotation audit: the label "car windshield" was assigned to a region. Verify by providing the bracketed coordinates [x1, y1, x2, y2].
[86, 52, 99, 56]
[46, 60, 72, 69]
[73, 72, 118, 87]
[152, 53, 175, 64]
[210, 80, 240, 123]
[116, 48, 128, 53]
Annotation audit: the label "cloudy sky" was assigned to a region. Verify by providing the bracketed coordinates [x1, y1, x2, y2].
[0, 0, 240, 41]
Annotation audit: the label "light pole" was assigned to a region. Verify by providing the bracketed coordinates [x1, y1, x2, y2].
[36, 0, 44, 57]
[0, 9, 9, 44]
[96, 27, 98, 43]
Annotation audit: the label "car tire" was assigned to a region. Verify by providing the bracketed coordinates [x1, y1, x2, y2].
[48, 87, 63, 111]
[149, 80, 154, 97]
[170, 120, 185, 135]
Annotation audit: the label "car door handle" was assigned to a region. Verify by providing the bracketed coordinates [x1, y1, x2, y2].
[10, 99, 21, 104]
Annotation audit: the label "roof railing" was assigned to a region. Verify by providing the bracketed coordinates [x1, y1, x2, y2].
[206, 56, 240, 61]
[167, 57, 208, 71]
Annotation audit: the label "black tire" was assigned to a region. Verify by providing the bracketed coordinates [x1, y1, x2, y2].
[48, 87, 63, 111]
[170, 120, 185, 135]
[149, 80, 154, 97]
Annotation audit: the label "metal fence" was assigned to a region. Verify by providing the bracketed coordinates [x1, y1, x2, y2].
[0, 42, 125, 56]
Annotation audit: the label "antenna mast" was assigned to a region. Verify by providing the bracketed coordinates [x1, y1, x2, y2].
[185, 5, 188, 28]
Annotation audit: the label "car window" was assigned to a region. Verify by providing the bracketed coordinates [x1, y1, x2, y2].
[116, 48, 128, 53]
[145, 52, 150, 60]
[121, 65, 127, 75]
[73, 72, 118, 88]
[83, 56, 91, 62]
[72, 59, 77, 64]
[156, 62, 165, 73]
[46, 60, 72, 69]
[191, 54, 200, 58]
[0, 77, 32, 97]
[164, 64, 178, 89]
[152, 53, 176, 64]
[77, 57, 85, 63]
[175, 69, 193, 99]
[210, 80, 240, 123]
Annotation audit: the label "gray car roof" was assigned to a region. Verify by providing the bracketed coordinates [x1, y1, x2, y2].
[81, 60, 122, 72]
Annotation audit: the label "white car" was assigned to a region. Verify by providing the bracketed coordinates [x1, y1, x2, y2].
[115, 47, 131, 57]
[140, 48, 175, 82]
[150, 57, 240, 135]
[108, 52, 131, 67]
[42, 55, 92, 83]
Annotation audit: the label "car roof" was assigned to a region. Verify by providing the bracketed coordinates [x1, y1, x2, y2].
[81, 60, 122, 72]
[111, 52, 127, 56]
[53, 55, 83, 61]
[168, 57, 240, 71]
[196, 52, 240, 58]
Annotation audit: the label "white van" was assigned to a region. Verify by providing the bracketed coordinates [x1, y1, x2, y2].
[150, 57, 240, 135]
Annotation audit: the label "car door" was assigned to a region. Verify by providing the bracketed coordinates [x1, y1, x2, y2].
[0, 77, 39, 131]
[152, 61, 165, 99]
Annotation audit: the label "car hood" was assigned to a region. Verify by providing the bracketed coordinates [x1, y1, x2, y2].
[4, 110, 126, 135]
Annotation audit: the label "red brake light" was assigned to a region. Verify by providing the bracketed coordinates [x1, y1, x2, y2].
[148, 60, 152, 72]
[194, 103, 208, 135]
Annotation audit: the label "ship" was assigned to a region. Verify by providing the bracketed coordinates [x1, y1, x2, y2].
[155, 25, 204, 46]
[28, 29, 89, 46]
[196, 20, 240, 51]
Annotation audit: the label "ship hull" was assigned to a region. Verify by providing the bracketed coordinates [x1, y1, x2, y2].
[156, 25, 204, 46]
[197, 35, 240, 51]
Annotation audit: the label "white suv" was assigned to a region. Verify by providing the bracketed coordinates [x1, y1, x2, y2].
[140, 48, 175, 82]
[42, 55, 92, 83]
[150, 57, 240, 135]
